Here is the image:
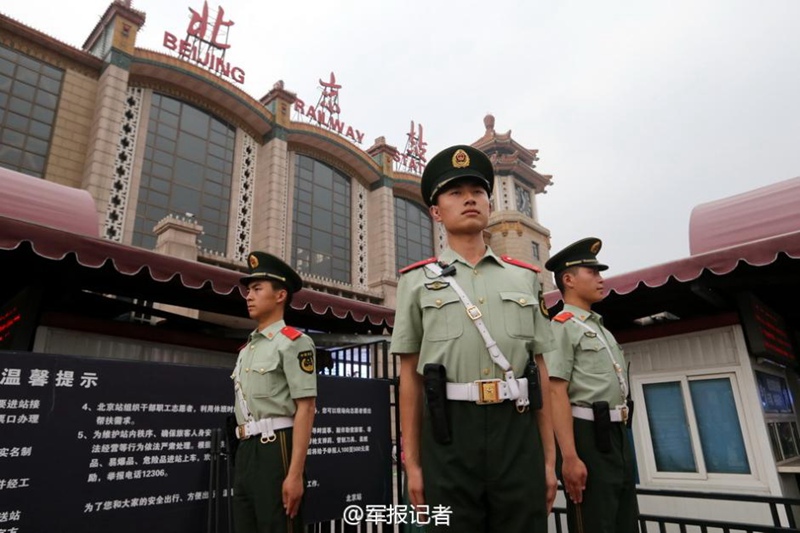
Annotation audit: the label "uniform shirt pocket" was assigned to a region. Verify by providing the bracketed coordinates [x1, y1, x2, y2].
[250, 354, 282, 398]
[420, 292, 464, 342]
[576, 335, 611, 374]
[499, 291, 537, 338]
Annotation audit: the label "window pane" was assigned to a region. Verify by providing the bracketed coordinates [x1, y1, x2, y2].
[689, 379, 750, 474]
[394, 196, 433, 271]
[643, 382, 697, 472]
[133, 93, 234, 253]
[291, 154, 350, 282]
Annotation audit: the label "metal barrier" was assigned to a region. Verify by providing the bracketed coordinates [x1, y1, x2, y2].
[312, 340, 401, 533]
[313, 341, 800, 533]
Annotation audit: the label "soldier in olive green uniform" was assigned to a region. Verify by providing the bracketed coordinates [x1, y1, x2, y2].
[544, 238, 638, 533]
[391, 145, 557, 533]
[232, 252, 317, 533]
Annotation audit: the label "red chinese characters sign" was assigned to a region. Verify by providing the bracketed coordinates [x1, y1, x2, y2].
[394, 120, 427, 174]
[162, 1, 246, 84]
[188, 1, 233, 49]
[294, 72, 366, 145]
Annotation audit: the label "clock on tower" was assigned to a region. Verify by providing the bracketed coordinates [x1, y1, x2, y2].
[515, 183, 532, 218]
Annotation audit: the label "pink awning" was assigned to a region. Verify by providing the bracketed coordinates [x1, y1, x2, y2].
[0, 215, 394, 331]
[689, 176, 800, 255]
[546, 230, 800, 307]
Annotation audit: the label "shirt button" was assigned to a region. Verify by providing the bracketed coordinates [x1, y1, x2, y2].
[473, 269, 479, 276]
[249, 345, 255, 350]
[519, 298, 527, 304]
[482, 368, 490, 376]
[245, 368, 250, 373]
[435, 299, 442, 307]
[259, 368, 265, 372]
[478, 297, 485, 304]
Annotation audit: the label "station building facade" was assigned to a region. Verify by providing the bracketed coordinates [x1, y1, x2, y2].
[0, 0, 556, 331]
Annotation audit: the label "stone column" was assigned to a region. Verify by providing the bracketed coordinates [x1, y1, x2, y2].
[80, 3, 146, 236]
[366, 137, 400, 306]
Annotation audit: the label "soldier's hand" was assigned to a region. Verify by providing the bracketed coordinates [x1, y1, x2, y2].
[282, 474, 304, 518]
[545, 465, 558, 514]
[562, 456, 588, 504]
[405, 464, 426, 509]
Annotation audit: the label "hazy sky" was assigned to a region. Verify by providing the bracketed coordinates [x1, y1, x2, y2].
[4, 0, 799, 275]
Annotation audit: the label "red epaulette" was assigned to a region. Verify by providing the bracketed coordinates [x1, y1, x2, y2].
[501, 255, 541, 273]
[399, 257, 438, 274]
[553, 311, 574, 323]
[280, 326, 302, 341]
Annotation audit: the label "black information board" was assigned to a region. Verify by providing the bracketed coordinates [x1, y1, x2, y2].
[305, 376, 393, 523]
[738, 292, 797, 367]
[0, 351, 392, 532]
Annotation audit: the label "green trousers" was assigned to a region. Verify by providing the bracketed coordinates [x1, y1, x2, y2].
[560, 419, 638, 533]
[420, 400, 546, 533]
[233, 429, 304, 533]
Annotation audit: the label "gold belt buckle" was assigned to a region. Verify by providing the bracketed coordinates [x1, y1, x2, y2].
[620, 405, 629, 423]
[466, 305, 482, 320]
[476, 379, 503, 404]
[236, 424, 248, 440]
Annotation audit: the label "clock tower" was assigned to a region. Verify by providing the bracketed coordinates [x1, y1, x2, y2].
[472, 114, 555, 290]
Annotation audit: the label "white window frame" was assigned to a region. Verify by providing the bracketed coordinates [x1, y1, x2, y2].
[635, 370, 761, 487]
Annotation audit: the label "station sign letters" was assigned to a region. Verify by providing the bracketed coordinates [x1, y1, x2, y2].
[162, 1, 246, 84]
[294, 72, 366, 144]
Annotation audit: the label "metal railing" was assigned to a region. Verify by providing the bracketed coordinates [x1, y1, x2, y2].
[311, 341, 800, 533]
[552, 487, 800, 533]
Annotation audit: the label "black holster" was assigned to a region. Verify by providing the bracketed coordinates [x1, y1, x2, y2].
[525, 355, 543, 411]
[626, 397, 635, 429]
[224, 414, 240, 464]
[423, 363, 452, 445]
[592, 401, 612, 453]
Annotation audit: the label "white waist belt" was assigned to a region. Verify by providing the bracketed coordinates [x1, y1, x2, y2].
[446, 378, 529, 405]
[236, 416, 294, 442]
[571, 405, 628, 423]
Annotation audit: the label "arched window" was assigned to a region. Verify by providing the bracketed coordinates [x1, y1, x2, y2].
[133, 94, 235, 254]
[394, 196, 433, 271]
[292, 154, 351, 283]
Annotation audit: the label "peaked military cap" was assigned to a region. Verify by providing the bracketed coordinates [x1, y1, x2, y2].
[545, 237, 609, 274]
[420, 145, 494, 207]
[240, 251, 303, 293]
